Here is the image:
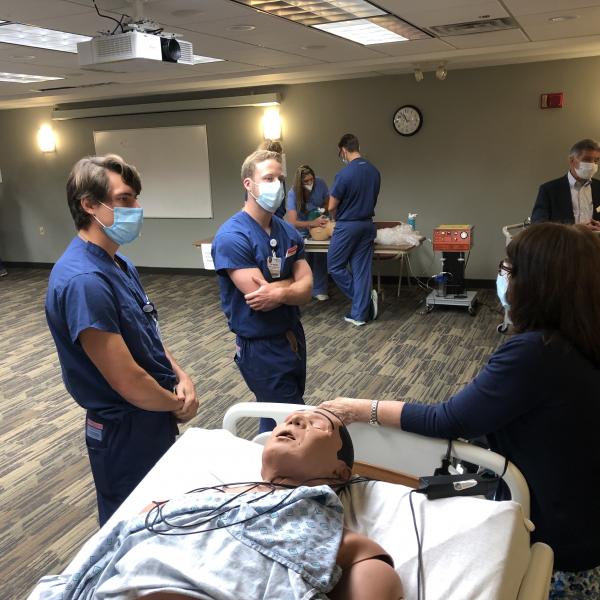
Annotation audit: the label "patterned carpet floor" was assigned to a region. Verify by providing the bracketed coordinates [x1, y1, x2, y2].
[0, 267, 504, 598]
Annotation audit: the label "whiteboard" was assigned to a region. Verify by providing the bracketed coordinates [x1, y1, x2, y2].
[93, 125, 212, 218]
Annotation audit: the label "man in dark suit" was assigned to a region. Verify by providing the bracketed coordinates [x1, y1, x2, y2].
[531, 138, 600, 230]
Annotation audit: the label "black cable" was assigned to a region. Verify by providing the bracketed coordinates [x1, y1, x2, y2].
[111, 14, 125, 35]
[143, 476, 371, 537]
[409, 490, 424, 600]
[93, 0, 126, 34]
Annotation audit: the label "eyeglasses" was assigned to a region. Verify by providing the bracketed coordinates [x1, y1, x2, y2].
[498, 261, 512, 276]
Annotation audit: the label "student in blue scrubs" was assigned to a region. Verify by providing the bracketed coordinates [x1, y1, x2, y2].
[258, 139, 287, 219]
[287, 164, 330, 301]
[212, 150, 313, 433]
[328, 133, 380, 326]
[45, 155, 198, 526]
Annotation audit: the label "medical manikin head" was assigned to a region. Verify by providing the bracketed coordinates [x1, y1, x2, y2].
[261, 409, 354, 485]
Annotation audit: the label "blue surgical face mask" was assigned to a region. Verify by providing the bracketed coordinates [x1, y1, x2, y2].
[496, 273, 509, 308]
[94, 202, 143, 245]
[251, 180, 284, 213]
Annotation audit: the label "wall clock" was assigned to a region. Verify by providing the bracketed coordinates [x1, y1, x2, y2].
[393, 105, 423, 136]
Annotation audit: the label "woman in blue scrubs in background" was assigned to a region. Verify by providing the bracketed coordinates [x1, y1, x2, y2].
[287, 164, 330, 301]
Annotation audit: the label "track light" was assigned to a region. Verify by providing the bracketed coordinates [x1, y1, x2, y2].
[414, 68, 424, 82]
[436, 64, 448, 81]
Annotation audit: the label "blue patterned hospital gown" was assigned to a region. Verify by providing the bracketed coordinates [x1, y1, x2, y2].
[34, 485, 344, 600]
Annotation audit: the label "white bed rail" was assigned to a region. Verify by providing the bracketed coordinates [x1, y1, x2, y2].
[222, 402, 531, 518]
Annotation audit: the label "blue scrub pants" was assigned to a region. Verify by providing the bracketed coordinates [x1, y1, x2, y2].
[327, 220, 376, 321]
[85, 410, 178, 525]
[235, 322, 306, 433]
[307, 251, 329, 296]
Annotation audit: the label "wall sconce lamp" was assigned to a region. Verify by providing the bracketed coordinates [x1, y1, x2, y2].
[37, 124, 57, 152]
[435, 64, 448, 81]
[262, 107, 282, 140]
[414, 68, 424, 82]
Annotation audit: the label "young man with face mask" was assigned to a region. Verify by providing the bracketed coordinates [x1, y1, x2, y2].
[212, 151, 313, 433]
[45, 155, 199, 526]
[328, 133, 380, 326]
[531, 138, 600, 230]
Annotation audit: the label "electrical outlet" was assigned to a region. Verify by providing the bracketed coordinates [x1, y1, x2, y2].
[39, 226, 45, 236]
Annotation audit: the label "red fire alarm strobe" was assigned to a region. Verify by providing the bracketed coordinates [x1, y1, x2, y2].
[540, 93, 564, 109]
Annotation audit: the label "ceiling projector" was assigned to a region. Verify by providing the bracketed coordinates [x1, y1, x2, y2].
[78, 30, 193, 71]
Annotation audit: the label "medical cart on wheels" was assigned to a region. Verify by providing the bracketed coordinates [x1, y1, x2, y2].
[425, 224, 478, 315]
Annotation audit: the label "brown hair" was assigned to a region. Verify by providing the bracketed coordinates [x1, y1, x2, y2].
[257, 139, 283, 154]
[506, 223, 600, 367]
[292, 164, 316, 216]
[240, 150, 281, 182]
[66, 154, 142, 230]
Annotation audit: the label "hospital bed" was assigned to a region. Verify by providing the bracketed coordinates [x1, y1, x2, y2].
[29, 402, 553, 600]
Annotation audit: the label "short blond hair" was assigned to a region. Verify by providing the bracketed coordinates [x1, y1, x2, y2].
[241, 150, 281, 181]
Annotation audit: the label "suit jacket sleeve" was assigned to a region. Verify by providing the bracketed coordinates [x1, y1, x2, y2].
[531, 183, 551, 223]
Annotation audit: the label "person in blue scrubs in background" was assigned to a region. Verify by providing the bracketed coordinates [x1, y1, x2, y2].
[328, 133, 380, 326]
[287, 164, 330, 301]
[45, 154, 198, 526]
[212, 150, 313, 433]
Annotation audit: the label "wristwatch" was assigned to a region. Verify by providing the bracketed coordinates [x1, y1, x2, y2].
[369, 400, 380, 427]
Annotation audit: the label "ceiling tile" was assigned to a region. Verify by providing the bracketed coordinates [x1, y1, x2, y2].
[503, 1, 600, 17]
[0, 0, 93, 22]
[440, 28, 529, 49]
[379, 0, 508, 28]
[517, 6, 600, 40]
[0, 44, 80, 68]
[369, 37, 454, 56]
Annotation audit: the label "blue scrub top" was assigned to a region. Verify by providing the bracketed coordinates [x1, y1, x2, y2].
[212, 211, 305, 338]
[330, 158, 380, 221]
[286, 177, 329, 219]
[45, 237, 176, 418]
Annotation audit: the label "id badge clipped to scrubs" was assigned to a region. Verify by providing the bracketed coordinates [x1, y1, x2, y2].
[267, 238, 281, 279]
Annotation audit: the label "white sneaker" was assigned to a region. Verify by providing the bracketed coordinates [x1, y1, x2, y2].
[344, 315, 366, 326]
[370, 289, 378, 321]
[314, 294, 329, 301]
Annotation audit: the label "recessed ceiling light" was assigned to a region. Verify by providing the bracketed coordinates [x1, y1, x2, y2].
[193, 54, 225, 64]
[300, 44, 326, 50]
[314, 18, 409, 44]
[228, 24, 256, 31]
[549, 15, 578, 22]
[0, 23, 91, 53]
[235, 0, 383, 26]
[171, 9, 203, 17]
[0, 72, 63, 83]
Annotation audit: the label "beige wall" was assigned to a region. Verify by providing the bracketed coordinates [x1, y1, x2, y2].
[1, 55, 598, 278]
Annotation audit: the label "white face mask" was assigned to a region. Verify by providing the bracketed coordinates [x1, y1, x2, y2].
[250, 180, 284, 213]
[303, 183, 314, 192]
[575, 161, 598, 180]
[496, 273, 509, 308]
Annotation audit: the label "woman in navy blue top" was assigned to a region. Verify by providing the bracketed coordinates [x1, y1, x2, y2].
[323, 223, 600, 596]
[287, 164, 330, 300]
